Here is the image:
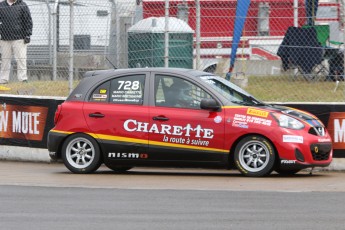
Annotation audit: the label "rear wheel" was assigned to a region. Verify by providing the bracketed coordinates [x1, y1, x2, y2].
[62, 133, 102, 173]
[234, 135, 275, 177]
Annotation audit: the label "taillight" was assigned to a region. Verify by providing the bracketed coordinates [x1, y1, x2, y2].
[54, 105, 62, 124]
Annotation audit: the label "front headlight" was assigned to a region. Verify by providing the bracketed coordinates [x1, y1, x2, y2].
[272, 113, 304, 130]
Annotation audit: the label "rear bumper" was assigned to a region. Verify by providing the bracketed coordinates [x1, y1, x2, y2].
[47, 130, 68, 160]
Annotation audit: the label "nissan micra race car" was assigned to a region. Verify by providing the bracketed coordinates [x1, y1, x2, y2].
[48, 68, 333, 177]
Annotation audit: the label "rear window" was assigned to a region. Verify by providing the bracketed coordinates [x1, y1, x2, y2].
[89, 75, 145, 105]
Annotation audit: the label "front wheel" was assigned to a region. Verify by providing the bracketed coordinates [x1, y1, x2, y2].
[62, 133, 102, 174]
[234, 135, 276, 177]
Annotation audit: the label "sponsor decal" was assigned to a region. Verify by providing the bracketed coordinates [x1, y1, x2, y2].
[247, 108, 269, 118]
[0, 104, 48, 141]
[235, 160, 248, 174]
[111, 80, 142, 103]
[100, 89, 107, 94]
[214, 116, 222, 123]
[263, 139, 274, 154]
[232, 120, 249, 129]
[233, 114, 272, 126]
[123, 119, 214, 147]
[108, 152, 148, 159]
[92, 94, 108, 99]
[283, 135, 304, 143]
[281, 160, 297, 164]
[124, 119, 214, 138]
[327, 112, 345, 149]
[318, 138, 331, 142]
[162, 135, 210, 146]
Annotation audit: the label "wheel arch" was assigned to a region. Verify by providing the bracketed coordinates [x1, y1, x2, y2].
[228, 133, 279, 168]
[56, 132, 104, 162]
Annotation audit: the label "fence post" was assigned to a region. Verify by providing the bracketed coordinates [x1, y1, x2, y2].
[195, 0, 201, 70]
[69, 0, 74, 93]
[164, 0, 169, 67]
[52, 0, 59, 81]
[293, 0, 298, 27]
[45, 0, 53, 66]
[343, 0, 345, 100]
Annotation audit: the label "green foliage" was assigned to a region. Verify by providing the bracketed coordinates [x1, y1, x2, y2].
[244, 75, 345, 102]
[1, 76, 344, 102]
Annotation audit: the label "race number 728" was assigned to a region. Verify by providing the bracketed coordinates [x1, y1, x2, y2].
[118, 81, 140, 90]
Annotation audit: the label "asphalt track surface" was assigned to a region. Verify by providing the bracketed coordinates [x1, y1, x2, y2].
[1, 161, 345, 230]
[1, 161, 345, 192]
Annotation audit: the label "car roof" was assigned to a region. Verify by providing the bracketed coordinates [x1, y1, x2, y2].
[67, 67, 213, 101]
[84, 67, 208, 79]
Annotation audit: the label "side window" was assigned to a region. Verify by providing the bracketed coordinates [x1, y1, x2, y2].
[155, 75, 212, 109]
[109, 75, 145, 105]
[89, 81, 111, 103]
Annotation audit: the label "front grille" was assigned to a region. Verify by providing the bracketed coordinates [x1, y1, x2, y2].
[308, 126, 325, 136]
[310, 143, 332, 161]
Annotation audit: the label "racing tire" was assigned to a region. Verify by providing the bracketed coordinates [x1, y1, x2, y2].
[62, 133, 102, 174]
[107, 166, 133, 173]
[234, 135, 276, 177]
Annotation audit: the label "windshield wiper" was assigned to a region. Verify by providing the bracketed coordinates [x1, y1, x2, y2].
[248, 96, 267, 106]
[253, 101, 267, 106]
[231, 100, 253, 106]
[231, 99, 267, 107]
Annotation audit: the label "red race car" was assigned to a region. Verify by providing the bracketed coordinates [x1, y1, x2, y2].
[48, 68, 332, 177]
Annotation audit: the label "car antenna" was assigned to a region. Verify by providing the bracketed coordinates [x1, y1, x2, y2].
[106, 57, 117, 69]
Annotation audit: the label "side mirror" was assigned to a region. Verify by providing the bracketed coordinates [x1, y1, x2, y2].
[200, 98, 221, 111]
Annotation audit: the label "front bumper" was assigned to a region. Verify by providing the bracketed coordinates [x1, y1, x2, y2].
[275, 129, 333, 170]
[279, 141, 332, 170]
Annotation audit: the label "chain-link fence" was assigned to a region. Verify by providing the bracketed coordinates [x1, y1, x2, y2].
[0, 0, 344, 102]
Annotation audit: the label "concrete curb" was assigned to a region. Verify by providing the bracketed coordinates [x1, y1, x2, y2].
[1, 146, 51, 163]
[1, 146, 345, 171]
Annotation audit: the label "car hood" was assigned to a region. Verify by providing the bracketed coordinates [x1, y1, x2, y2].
[262, 104, 324, 128]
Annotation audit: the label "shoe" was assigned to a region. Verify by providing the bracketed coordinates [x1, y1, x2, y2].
[0, 79, 8, 84]
[22, 80, 28, 83]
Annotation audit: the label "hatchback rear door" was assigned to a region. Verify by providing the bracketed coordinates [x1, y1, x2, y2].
[83, 73, 149, 163]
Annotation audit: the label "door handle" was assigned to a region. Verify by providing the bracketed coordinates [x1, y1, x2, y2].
[89, 113, 105, 118]
[153, 116, 169, 121]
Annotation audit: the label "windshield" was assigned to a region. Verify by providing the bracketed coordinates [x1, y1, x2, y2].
[199, 75, 265, 106]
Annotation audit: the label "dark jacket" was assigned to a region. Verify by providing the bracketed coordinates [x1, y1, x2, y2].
[277, 26, 323, 74]
[0, 0, 33, 41]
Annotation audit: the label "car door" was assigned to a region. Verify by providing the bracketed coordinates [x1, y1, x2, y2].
[148, 74, 227, 166]
[83, 74, 149, 164]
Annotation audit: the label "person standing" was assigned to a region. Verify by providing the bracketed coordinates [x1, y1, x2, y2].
[0, 0, 32, 84]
